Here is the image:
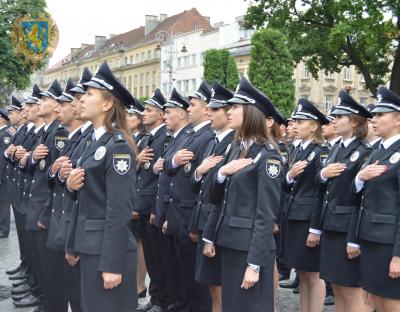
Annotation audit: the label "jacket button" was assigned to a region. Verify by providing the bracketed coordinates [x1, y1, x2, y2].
[62, 210, 64, 214]
[29, 194, 32, 198]
[170, 183, 173, 186]
[53, 193, 56, 197]
[199, 190, 202, 194]
[170, 199, 173, 202]
[52, 209, 55, 213]
[24, 178, 26, 182]
[23, 192, 25, 196]
[62, 193, 64, 197]
[157, 196, 159, 199]
[32, 179, 35, 183]
[138, 177, 141, 180]
[137, 189, 140, 192]
[223, 201, 226, 204]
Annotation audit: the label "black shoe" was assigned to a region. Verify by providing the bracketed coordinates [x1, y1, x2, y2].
[293, 286, 300, 294]
[0, 232, 8, 238]
[9, 271, 28, 281]
[13, 294, 41, 307]
[12, 291, 31, 302]
[279, 278, 299, 289]
[6, 265, 21, 275]
[324, 294, 335, 306]
[137, 302, 153, 312]
[148, 305, 164, 312]
[11, 283, 30, 295]
[12, 279, 26, 288]
[138, 288, 147, 298]
[279, 273, 290, 281]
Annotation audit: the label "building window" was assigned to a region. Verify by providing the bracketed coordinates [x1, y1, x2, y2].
[303, 64, 309, 78]
[146, 86, 149, 97]
[152, 71, 156, 85]
[192, 54, 196, 66]
[136, 54, 139, 63]
[134, 87, 137, 96]
[177, 81, 182, 92]
[325, 95, 333, 111]
[134, 75, 138, 87]
[140, 87, 143, 97]
[128, 76, 132, 91]
[326, 71, 334, 79]
[130, 56, 133, 64]
[360, 97, 367, 105]
[124, 57, 128, 65]
[146, 72, 150, 85]
[185, 55, 190, 67]
[141, 52, 145, 62]
[140, 73, 144, 86]
[191, 79, 196, 92]
[343, 67, 351, 81]
[184, 80, 189, 93]
[147, 51, 151, 61]
[200, 52, 205, 65]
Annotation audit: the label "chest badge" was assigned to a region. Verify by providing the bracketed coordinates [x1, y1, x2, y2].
[350, 151, 360, 162]
[94, 146, 106, 161]
[3, 136, 10, 144]
[390, 152, 400, 164]
[184, 162, 192, 174]
[307, 151, 315, 162]
[39, 159, 46, 171]
[144, 162, 150, 170]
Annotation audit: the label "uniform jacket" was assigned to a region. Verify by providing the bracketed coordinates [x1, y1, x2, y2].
[66, 130, 137, 274]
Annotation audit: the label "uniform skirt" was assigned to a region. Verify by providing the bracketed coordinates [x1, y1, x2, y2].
[320, 230, 361, 287]
[283, 220, 320, 272]
[221, 247, 275, 312]
[195, 239, 221, 286]
[80, 251, 137, 312]
[360, 239, 400, 299]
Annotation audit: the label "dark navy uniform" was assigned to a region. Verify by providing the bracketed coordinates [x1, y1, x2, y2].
[163, 81, 214, 312]
[66, 61, 138, 312]
[0, 110, 12, 236]
[348, 87, 400, 299]
[282, 99, 330, 273]
[318, 91, 373, 287]
[207, 78, 282, 312]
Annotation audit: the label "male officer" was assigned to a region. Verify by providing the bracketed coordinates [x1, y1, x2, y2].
[163, 81, 214, 312]
[153, 88, 192, 311]
[0, 109, 11, 237]
[135, 89, 170, 312]
[23, 79, 68, 311]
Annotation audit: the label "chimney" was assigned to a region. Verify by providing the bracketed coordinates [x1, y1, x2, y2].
[94, 35, 106, 50]
[160, 14, 167, 23]
[204, 16, 211, 24]
[109, 34, 117, 39]
[145, 15, 159, 36]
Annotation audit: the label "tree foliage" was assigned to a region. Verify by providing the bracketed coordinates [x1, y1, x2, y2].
[248, 28, 295, 117]
[244, 0, 400, 96]
[203, 49, 239, 90]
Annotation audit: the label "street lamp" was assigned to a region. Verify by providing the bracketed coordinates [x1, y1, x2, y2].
[154, 30, 188, 95]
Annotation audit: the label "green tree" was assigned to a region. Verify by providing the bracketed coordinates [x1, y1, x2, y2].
[244, 0, 400, 96]
[203, 49, 239, 90]
[248, 28, 295, 116]
[0, 0, 47, 106]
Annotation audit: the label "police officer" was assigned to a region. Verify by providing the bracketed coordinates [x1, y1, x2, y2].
[135, 89, 170, 312]
[0, 108, 11, 238]
[318, 91, 372, 311]
[163, 80, 214, 312]
[152, 88, 192, 310]
[66, 61, 137, 312]
[282, 98, 330, 312]
[190, 81, 234, 312]
[24, 79, 68, 310]
[349, 87, 400, 311]
[365, 104, 381, 149]
[205, 77, 282, 311]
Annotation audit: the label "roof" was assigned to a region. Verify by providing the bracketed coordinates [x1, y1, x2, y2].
[46, 8, 214, 73]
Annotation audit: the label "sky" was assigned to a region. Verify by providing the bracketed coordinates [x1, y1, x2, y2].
[45, 0, 251, 66]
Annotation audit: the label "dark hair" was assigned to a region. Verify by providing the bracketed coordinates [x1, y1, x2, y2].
[236, 105, 278, 156]
[100, 90, 137, 155]
[348, 114, 368, 139]
[270, 120, 288, 151]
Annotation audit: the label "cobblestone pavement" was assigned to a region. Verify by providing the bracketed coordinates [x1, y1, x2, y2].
[0, 215, 334, 311]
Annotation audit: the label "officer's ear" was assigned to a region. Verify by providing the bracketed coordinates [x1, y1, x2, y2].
[392, 112, 400, 129]
[102, 100, 113, 113]
[266, 117, 274, 129]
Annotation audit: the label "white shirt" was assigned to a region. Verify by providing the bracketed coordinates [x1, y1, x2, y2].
[193, 120, 210, 133]
[329, 136, 342, 147]
[320, 136, 356, 183]
[94, 126, 106, 141]
[34, 124, 44, 134]
[173, 126, 185, 138]
[68, 126, 82, 140]
[369, 137, 381, 147]
[26, 122, 35, 132]
[150, 123, 165, 136]
[0, 125, 7, 131]
[81, 121, 92, 133]
[292, 139, 301, 147]
[44, 122, 53, 132]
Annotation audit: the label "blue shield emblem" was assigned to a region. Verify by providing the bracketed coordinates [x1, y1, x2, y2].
[21, 21, 49, 53]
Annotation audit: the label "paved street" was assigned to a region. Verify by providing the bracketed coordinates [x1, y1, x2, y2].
[0, 214, 334, 311]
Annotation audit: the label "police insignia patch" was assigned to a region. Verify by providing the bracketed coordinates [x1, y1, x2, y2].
[266, 159, 281, 179]
[3, 136, 10, 144]
[350, 151, 360, 162]
[281, 152, 288, 164]
[55, 136, 67, 151]
[320, 154, 328, 165]
[113, 154, 131, 175]
[390, 152, 400, 164]
[184, 162, 192, 173]
[39, 159, 46, 171]
[94, 146, 106, 161]
[308, 151, 315, 162]
[144, 162, 150, 170]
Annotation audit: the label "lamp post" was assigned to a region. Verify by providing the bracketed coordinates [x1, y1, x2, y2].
[155, 31, 188, 95]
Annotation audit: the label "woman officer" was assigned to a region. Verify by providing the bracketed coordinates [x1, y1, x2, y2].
[349, 87, 400, 312]
[66, 61, 138, 312]
[205, 77, 282, 312]
[282, 98, 329, 312]
[318, 91, 372, 312]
